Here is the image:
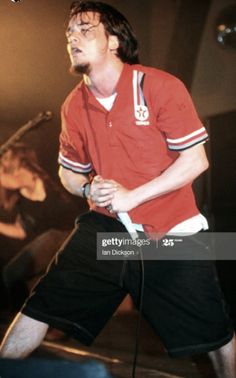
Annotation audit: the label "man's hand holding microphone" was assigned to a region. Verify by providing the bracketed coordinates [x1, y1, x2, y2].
[89, 175, 139, 240]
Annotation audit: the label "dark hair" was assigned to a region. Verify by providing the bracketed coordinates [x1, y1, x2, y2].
[0, 143, 48, 180]
[0, 186, 18, 211]
[69, 1, 139, 64]
[0, 143, 66, 211]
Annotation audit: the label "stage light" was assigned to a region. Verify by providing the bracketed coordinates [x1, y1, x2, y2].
[215, 4, 236, 49]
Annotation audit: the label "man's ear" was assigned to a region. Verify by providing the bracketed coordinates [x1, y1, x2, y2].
[108, 35, 119, 51]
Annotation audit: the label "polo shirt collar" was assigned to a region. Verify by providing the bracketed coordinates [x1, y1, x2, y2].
[81, 63, 133, 111]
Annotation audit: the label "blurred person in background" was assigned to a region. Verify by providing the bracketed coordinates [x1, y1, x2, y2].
[0, 143, 83, 311]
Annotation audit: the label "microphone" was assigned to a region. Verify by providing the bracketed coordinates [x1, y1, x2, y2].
[116, 211, 139, 241]
[93, 176, 139, 240]
[106, 205, 138, 240]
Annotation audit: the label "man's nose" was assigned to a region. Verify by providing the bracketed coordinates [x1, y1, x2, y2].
[68, 32, 82, 44]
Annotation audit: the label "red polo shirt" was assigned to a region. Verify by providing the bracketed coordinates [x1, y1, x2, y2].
[59, 63, 208, 234]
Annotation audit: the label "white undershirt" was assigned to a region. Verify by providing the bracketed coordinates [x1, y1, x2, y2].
[96, 93, 117, 111]
[133, 214, 209, 235]
[96, 95, 208, 235]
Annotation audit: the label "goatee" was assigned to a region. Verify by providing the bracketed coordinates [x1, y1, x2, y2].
[69, 63, 91, 75]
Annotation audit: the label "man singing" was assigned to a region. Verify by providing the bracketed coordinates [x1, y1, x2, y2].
[1, 2, 235, 376]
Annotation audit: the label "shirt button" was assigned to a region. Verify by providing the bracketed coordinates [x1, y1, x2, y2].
[108, 121, 112, 128]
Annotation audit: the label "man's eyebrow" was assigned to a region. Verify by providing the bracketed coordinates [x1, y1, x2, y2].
[77, 21, 90, 26]
[66, 22, 90, 34]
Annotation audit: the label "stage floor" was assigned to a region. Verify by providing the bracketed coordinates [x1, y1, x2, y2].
[0, 310, 213, 377]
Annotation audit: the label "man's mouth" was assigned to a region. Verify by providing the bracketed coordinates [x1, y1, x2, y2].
[71, 47, 82, 55]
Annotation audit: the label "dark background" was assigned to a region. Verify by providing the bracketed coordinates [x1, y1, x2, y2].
[0, 0, 236, 227]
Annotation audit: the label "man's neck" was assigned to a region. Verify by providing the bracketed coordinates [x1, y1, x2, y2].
[84, 60, 124, 98]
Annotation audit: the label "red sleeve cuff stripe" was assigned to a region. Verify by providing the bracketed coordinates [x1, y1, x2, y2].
[58, 153, 92, 173]
[168, 135, 208, 151]
[166, 127, 207, 144]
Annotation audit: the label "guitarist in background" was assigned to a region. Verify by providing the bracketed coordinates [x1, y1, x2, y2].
[0, 143, 83, 312]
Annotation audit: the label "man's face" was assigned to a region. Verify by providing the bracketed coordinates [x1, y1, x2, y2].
[0, 169, 22, 190]
[66, 12, 111, 74]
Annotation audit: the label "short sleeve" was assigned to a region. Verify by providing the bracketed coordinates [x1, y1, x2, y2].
[155, 75, 208, 151]
[58, 99, 92, 174]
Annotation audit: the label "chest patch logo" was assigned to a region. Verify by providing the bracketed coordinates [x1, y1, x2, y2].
[133, 70, 150, 126]
[135, 105, 150, 125]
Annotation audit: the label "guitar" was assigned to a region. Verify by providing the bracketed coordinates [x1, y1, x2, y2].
[0, 111, 53, 157]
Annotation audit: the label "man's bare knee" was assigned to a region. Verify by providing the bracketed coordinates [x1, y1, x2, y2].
[208, 337, 236, 378]
[0, 312, 49, 359]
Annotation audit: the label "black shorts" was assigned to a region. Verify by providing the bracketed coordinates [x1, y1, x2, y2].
[22, 211, 233, 357]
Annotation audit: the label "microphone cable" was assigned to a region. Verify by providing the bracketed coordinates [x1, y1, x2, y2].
[104, 201, 144, 378]
[131, 245, 144, 378]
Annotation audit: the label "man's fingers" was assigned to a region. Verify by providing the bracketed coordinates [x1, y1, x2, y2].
[95, 193, 114, 204]
[96, 199, 114, 208]
[96, 182, 117, 190]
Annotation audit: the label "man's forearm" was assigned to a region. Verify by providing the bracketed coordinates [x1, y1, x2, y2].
[58, 166, 89, 197]
[132, 144, 209, 208]
[108, 144, 209, 213]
